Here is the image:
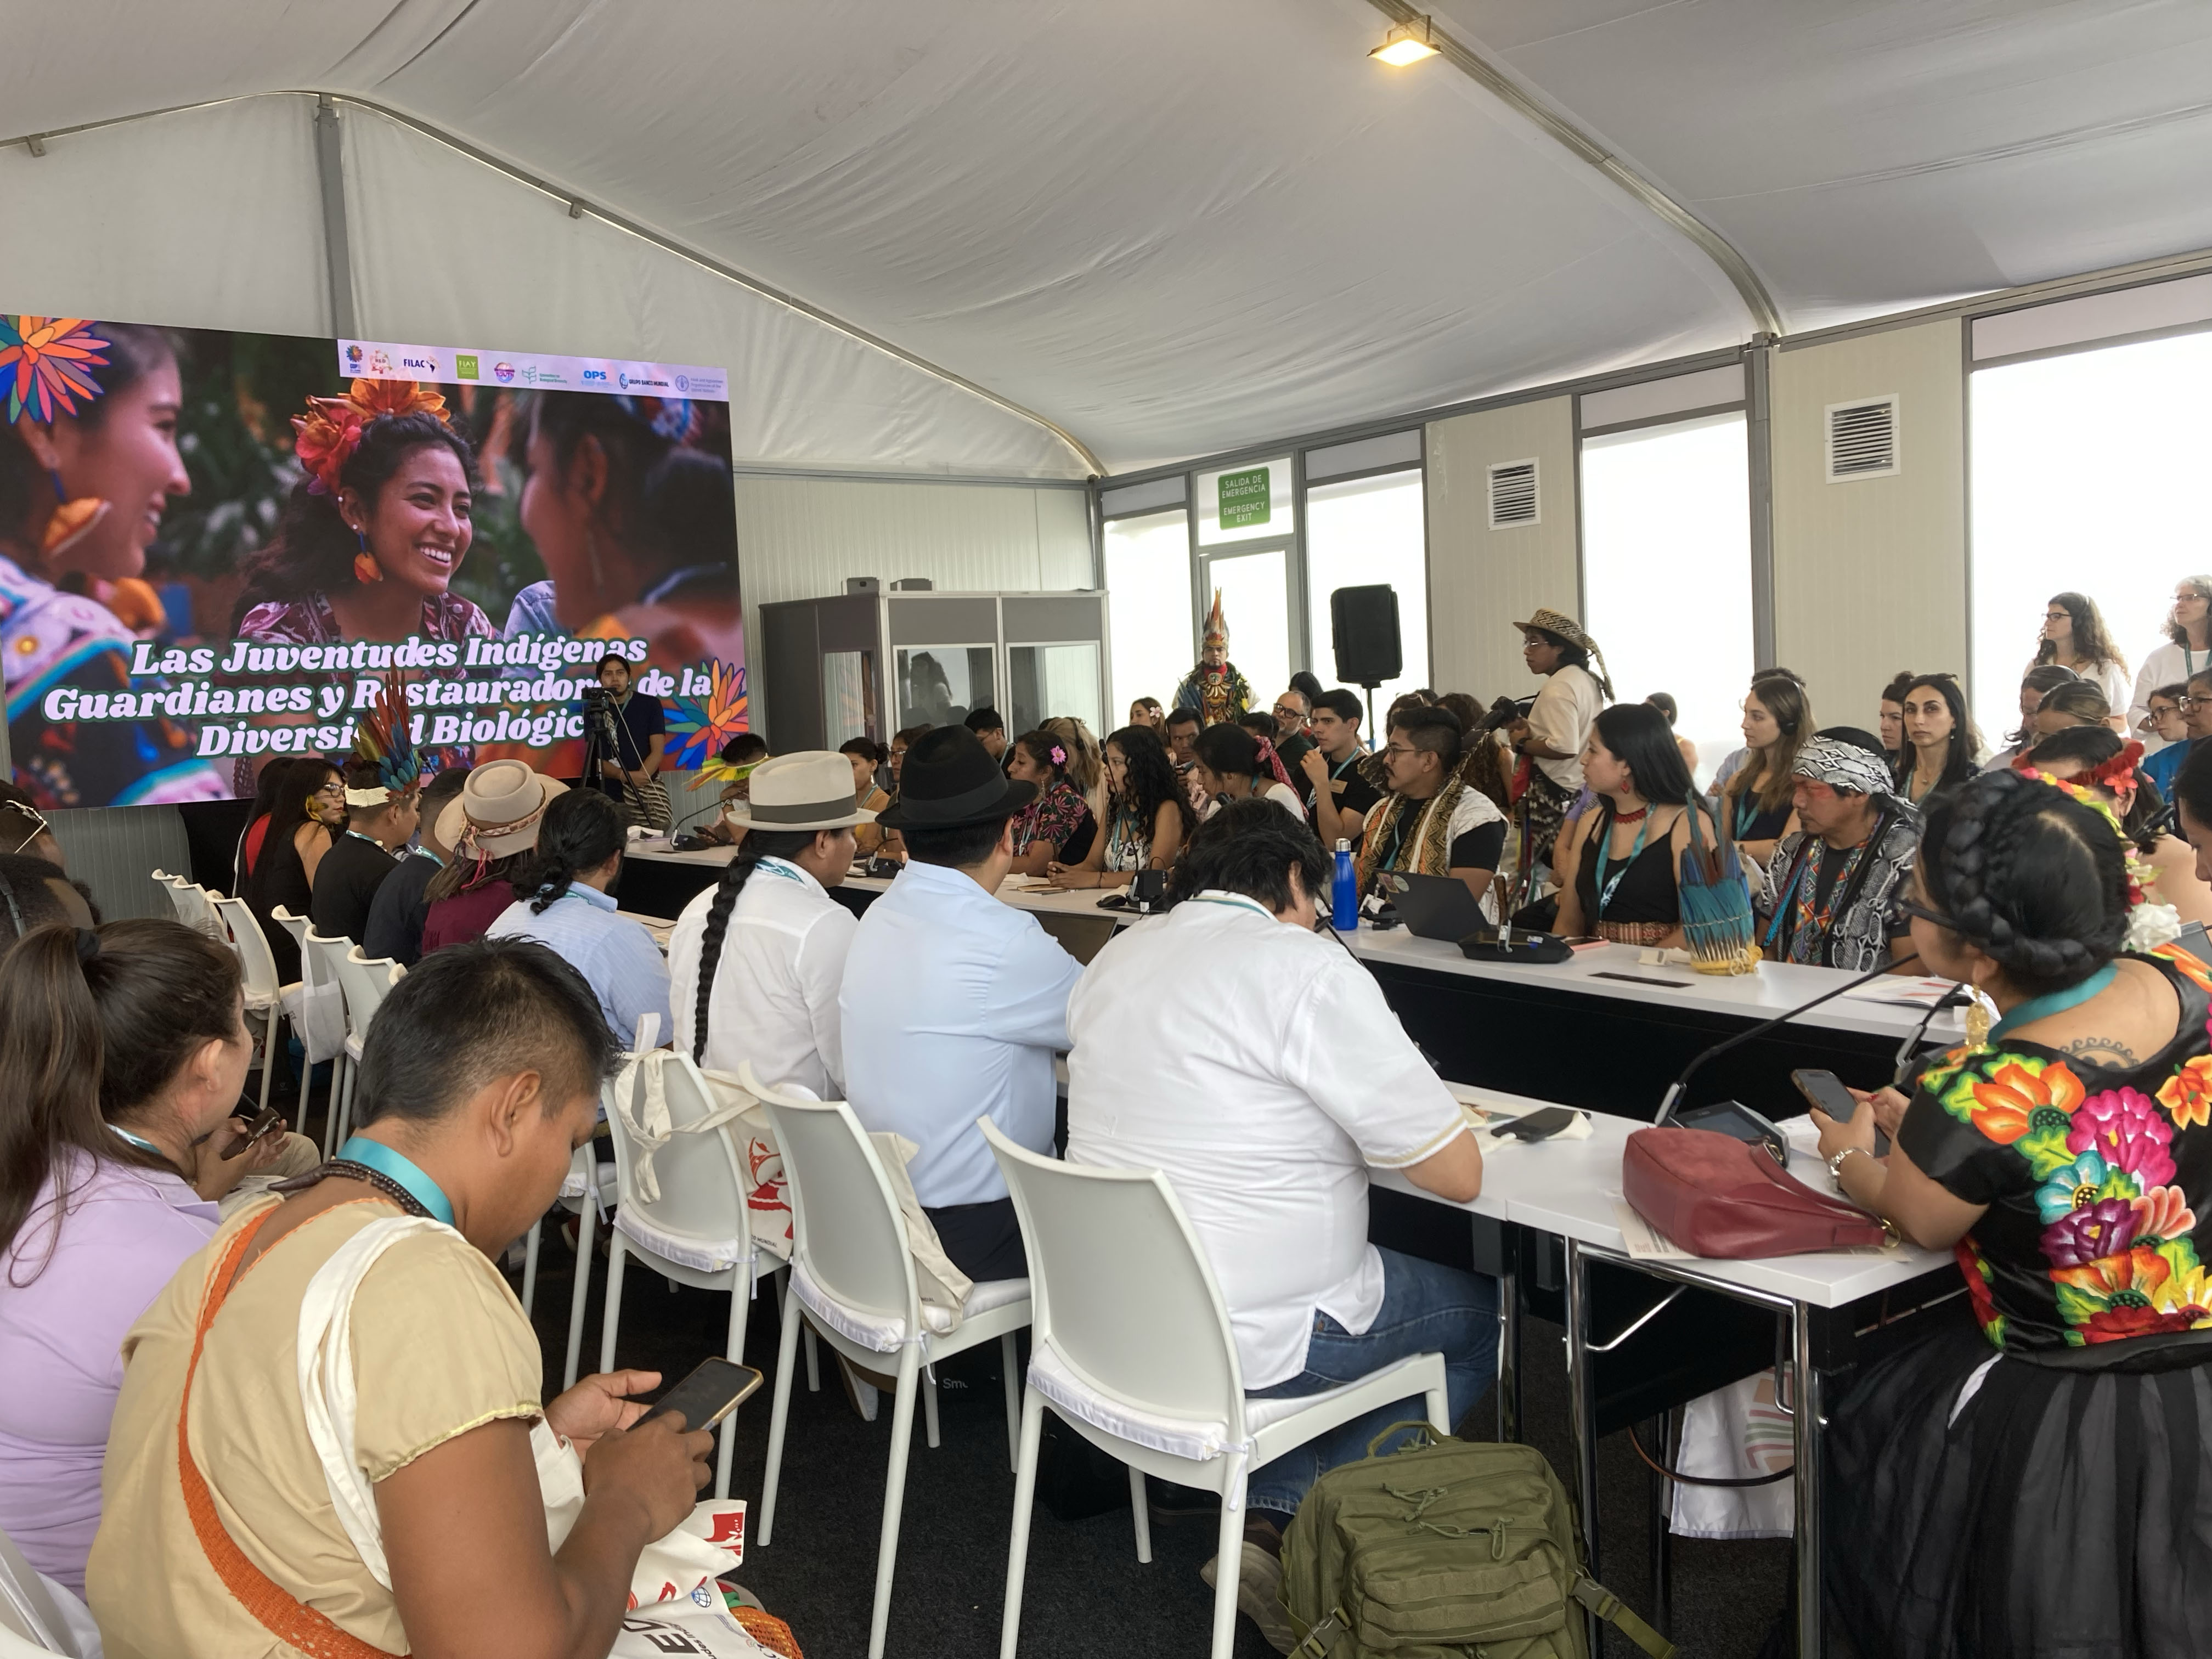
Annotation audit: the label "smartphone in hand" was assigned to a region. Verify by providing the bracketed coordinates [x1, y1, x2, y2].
[634, 1358, 764, 1433]
[219, 1104, 284, 1160]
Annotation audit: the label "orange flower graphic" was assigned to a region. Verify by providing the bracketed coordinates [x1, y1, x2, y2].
[1961, 1059, 2085, 1145]
[2158, 1057, 2212, 1131]
[346, 377, 449, 424]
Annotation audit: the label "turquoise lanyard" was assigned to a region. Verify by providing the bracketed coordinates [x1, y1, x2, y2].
[753, 856, 805, 884]
[1590, 806, 1651, 918]
[110, 1124, 165, 1156]
[1987, 963, 2118, 1045]
[345, 830, 386, 850]
[1190, 892, 1273, 921]
[336, 1135, 456, 1226]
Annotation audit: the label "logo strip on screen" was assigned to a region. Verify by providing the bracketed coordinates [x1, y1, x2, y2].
[336, 341, 727, 402]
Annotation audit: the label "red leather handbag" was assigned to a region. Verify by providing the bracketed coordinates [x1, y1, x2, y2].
[1622, 1126, 1889, 1257]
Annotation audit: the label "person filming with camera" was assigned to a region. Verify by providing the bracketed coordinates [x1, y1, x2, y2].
[586, 650, 668, 826]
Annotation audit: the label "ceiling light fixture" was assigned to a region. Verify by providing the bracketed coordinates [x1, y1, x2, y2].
[1370, 15, 1439, 66]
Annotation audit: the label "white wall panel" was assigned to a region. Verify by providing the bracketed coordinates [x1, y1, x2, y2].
[1424, 399, 1581, 706]
[1771, 321, 1967, 731]
[0, 98, 329, 335]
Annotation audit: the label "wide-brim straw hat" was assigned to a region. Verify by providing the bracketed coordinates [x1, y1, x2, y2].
[1513, 607, 1601, 657]
[723, 751, 879, 832]
[436, 758, 566, 859]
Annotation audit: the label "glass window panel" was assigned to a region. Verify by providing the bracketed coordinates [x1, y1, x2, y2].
[1205, 548, 1291, 718]
[1008, 642, 1103, 737]
[1970, 332, 2212, 748]
[1195, 456, 1295, 545]
[1305, 469, 1428, 706]
[1580, 411, 1753, 789]
[1103, 509, 1192, 725]
[894, 645, 994, 732]
[822, 650, 875, 747]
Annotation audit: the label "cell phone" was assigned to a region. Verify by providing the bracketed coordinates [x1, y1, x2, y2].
[634, 1358, 764, 1434]
[219, 1104, 284, 1160]
[1493, 1106, 1578, 1142]
[1790, 1069, 1860, 1120]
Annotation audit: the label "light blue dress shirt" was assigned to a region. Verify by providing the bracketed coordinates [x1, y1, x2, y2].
[486, 882, 674, 1047]
[839, 859, 1081, 1209]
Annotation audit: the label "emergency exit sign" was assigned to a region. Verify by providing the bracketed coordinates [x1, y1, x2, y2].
[1218, 466, 1271, 528]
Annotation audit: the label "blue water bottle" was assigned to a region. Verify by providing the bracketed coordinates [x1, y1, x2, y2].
[1331, 837, 1357, 931]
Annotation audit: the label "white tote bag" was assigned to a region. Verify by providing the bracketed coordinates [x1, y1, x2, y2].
[297, 1216, 780, 1656]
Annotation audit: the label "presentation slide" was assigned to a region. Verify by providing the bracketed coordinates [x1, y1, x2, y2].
[0, 314, 748, 807]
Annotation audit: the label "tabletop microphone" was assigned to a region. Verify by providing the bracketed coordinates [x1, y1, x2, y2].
[1892, 983, 1974, 1085]
[1654, 951, 1921, 1127]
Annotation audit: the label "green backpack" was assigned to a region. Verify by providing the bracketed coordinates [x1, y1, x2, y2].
[1279, 1423, 1674, 1659]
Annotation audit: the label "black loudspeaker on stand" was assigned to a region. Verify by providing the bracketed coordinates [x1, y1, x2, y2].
[1331, 584, 1402, 730]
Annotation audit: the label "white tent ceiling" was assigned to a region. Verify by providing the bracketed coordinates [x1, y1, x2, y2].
[4, 1, 2210, 479]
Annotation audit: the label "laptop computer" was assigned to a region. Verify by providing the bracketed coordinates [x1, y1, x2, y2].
[1384, 871, 1491, 943]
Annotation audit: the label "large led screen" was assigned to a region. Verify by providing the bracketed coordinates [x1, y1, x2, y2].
[0, 315, 748, 805]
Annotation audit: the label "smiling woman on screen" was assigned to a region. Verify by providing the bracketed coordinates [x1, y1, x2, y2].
[0, 317, 224, 806]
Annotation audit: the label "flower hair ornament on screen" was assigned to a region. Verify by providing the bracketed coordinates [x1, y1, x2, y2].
[1, 315, 120, 561]
[291, 379, 454, 582]
[344, 669, 424, 808]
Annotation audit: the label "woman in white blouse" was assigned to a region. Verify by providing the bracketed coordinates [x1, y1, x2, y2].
[2029, 590, 2128, 728]
[2129, 575, 2212, 749]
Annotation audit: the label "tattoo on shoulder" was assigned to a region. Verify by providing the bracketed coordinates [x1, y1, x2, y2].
[2056, 1035, 2142, 1066]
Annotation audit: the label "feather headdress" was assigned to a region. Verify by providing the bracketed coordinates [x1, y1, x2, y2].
[345, 669, 423, 806]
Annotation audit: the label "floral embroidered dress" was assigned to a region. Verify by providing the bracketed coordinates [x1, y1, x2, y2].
[1012, 778, 1094, 860]
[1825, 943, 2212, 1658]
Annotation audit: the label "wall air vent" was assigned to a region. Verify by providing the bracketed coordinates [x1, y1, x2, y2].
[1487, 459, 1539, 528]
[1825, 397, 1898, 482]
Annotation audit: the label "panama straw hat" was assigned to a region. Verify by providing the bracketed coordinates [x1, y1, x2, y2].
[435, 758, 566, 860]
[723, 751, 879, 831]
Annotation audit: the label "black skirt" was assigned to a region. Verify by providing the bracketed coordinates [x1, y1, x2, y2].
[1826, 1308, 2212, 1657]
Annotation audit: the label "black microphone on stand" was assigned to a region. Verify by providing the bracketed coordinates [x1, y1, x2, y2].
[1654, 951, 1923, 1128]
[1892, 983, 1974, 1086]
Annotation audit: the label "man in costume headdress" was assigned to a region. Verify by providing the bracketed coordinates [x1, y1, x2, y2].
[1174, 590, 1252, 728]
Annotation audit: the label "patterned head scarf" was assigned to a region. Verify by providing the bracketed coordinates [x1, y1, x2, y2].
[1791, 735, 1894, 798]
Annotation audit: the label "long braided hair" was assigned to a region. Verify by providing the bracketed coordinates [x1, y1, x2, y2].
[521, 789, 626, 915]
[1918, 769, 2129, 996]
[688, 828, 823, 1064]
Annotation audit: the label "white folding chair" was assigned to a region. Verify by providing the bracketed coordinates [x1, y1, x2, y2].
[0, 1526, 90, 1656]
[172, 882, 226, 941]
[211, 894, 295, 1123]
[150, 869, 194, 926]
[523, 1136, 618, 1393]
[600, 1025, 783, 1501]
[330, 946, 405, 1149]
[981, 1119, 1450, 1659]
[300, 930, 361, 1155]
[752, 1072, 1030, 1659]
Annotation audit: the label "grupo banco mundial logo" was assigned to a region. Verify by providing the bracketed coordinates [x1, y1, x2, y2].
[617, 371, 673, 391]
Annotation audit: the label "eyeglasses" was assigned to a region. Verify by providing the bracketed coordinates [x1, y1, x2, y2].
[5, 804, 49, 856]
[2180, 697, 2210, 712]
[1272, 704, 1306, 722]
[2044, 610, 2071, 622]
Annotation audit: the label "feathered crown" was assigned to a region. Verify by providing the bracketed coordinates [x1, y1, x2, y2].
[345, 669, 423, 806]
[1203, 589, 1228, 648]
[293, 379, 453, 497]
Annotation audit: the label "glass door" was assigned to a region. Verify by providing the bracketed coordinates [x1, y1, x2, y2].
[1198, 545, 1293, 720]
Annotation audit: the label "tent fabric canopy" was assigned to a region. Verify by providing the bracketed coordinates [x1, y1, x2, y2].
[5, 0, 2210, 479]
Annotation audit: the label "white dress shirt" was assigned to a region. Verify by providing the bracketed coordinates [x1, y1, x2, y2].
[486, 883, 672, 1047]
[840, 858, 1082, 1208]
[669, 856, 857, 1100]
[1064, 892, 1468, 1389]
[1527, 664, 1605, 791]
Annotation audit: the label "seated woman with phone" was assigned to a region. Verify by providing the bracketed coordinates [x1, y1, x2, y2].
[1809, 768, 2212, 1654]
[91, 940, 723, 1659]
[0, 915, 314, 1595]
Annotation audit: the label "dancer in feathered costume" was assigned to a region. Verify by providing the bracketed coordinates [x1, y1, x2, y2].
[1173, 590, 1252, 728]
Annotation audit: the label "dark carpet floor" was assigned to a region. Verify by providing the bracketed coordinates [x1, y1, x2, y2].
[515, 1236, 1791, 1659]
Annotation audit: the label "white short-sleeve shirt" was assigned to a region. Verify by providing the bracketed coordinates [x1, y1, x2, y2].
[1064, 893, 1469, 1387]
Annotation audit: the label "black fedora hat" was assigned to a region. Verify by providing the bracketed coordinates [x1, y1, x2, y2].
[876, 725, 1037, 829]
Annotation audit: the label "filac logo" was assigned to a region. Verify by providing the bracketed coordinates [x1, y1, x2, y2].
[493, 362, 516, 383]
[401, 356, 438, 375]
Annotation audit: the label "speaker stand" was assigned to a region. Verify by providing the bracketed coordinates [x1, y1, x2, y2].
[1361, 683, 1380, 740]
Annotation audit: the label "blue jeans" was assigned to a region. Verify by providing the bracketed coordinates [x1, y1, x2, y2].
[1242, 1247, 1498, 1516]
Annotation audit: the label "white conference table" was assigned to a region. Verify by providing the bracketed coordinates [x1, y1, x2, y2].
[1390, 1081, 1954, 1657]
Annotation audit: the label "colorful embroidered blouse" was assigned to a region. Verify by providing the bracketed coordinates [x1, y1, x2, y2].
[1899, 946, 2212, 1351]
[1013, 778, 1092, 856]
